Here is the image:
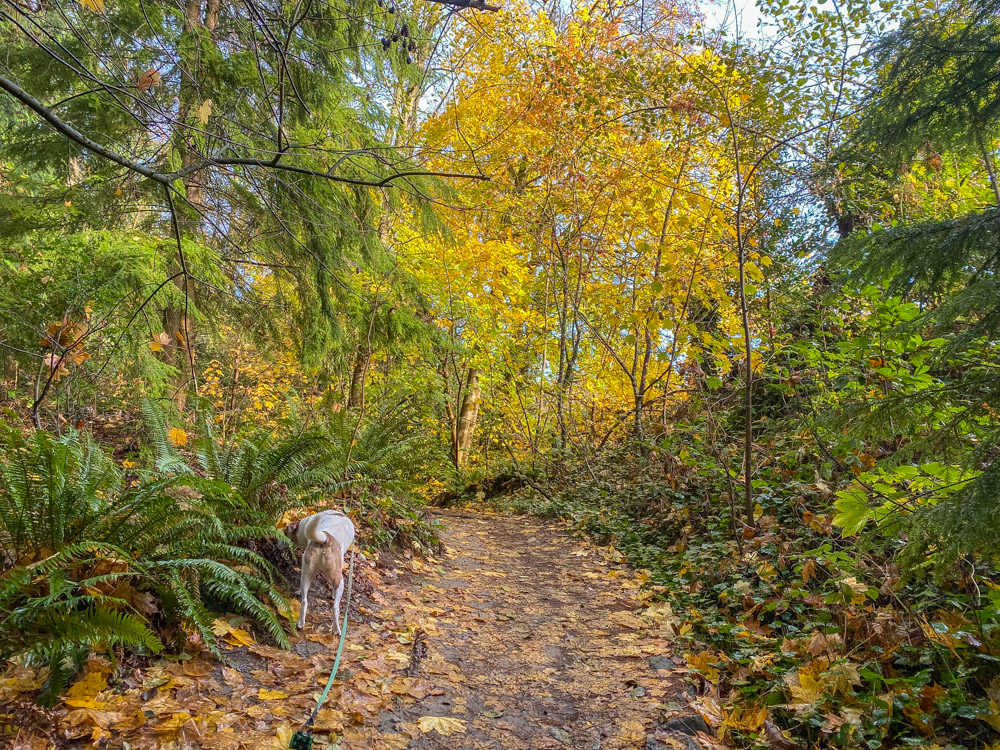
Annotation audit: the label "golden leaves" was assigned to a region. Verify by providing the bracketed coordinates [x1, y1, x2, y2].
[787, 668, 826, 707]
[197, 99, 213, 125]
[7, 514, 682, 750]
[786, 660, 861, 711]
[641, 601, 677, 626]
[685, 651, 722, 683]
[167, 427, 188, 446]
[212, 617, 255, 646]
[720, 702, 768, 734]
[276, 597, 301, 624]
[271, 724, 295, 749]
[79, 0, 105, 12]
[64, 669, 108, 706]
[416, 715, 467, 735]
[256, 688, 288, 701]
[608, 610, 644, 630]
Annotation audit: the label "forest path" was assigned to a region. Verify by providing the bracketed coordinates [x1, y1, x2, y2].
[356, 511, 689, 749]
[9, 513, 695, 750]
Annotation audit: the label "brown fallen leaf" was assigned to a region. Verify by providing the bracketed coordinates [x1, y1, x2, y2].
[221, 666, 244, 687]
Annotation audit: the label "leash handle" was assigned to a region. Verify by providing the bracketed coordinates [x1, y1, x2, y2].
[300, 545, 355, 732]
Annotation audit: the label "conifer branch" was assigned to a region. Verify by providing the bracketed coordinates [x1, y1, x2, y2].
[0, 73, 489, 189]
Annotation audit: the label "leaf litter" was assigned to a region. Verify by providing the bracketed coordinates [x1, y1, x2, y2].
[3, 512, 703, 749]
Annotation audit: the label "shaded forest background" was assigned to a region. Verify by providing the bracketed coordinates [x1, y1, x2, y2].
[3, 0, 1000, 745]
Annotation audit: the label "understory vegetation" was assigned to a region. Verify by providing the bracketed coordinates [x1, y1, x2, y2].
[2, 0, 1000, 746]
[0, 406, 438, 705]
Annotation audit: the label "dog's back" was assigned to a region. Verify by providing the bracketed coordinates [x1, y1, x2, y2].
[299, 510, 355, 554]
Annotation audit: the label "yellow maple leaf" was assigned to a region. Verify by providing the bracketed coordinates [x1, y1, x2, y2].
[167, 428, 188, 446]
[642, 601, 675, 622]
[270, 724, 296, 749]
[197, 99, 213, 125]
[64, 697, 108, 709]
[223, 627, 254, 647]
[258, 688, 289, 700]
[685, 651, 721, 683]
[276, 598, 301, 623]
[111, 709, 147, 731]
[721, 702, 768, 733]
[981, 700, 1000, 731]
[416, 715, 467, 736]
[151, 712, 192, 733]
[64, 670, 107, 701]
[212, 617, 256, 647]
[79, 0, 105, 12]
[789, 668, 826, 705]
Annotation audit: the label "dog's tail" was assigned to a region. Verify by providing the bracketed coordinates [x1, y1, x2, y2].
[305, 528, 338, 546]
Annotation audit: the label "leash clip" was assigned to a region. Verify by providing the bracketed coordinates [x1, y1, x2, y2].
[289, 730, 314, 750]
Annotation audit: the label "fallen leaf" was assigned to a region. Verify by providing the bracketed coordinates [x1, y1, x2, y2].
[416, 715, 467, 736]
[221, 666, 244, 687]
[788, 667, 826, 706]
[257, 688, 288, 700]
[64, 670, 107, 702]
[609, 611, 644, 630]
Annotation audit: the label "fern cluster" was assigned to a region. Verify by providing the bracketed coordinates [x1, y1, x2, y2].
[0, 395, 440, 704]
[0, 425, 289, 703]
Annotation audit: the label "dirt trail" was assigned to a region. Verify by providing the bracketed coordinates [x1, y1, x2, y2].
[6, 512, 693, 750]
[368, 511, 687, 749]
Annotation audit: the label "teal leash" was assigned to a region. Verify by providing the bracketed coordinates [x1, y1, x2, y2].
[290, 546, 356, 750]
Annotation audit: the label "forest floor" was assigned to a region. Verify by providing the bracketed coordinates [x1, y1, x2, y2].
[7, 512, 708, 750]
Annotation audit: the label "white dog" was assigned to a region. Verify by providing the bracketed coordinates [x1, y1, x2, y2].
[284, 510, 355, 633]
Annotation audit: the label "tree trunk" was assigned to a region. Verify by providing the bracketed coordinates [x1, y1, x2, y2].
[453, 368, 481, 470]
[159, 0, 218, 412]
[161, 299, 194, 412]
[347, 349, 369, 410]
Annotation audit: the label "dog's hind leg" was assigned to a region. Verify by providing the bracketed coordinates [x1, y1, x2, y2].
[297, 548, 313, 630]
[331, 576, 345, 635]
